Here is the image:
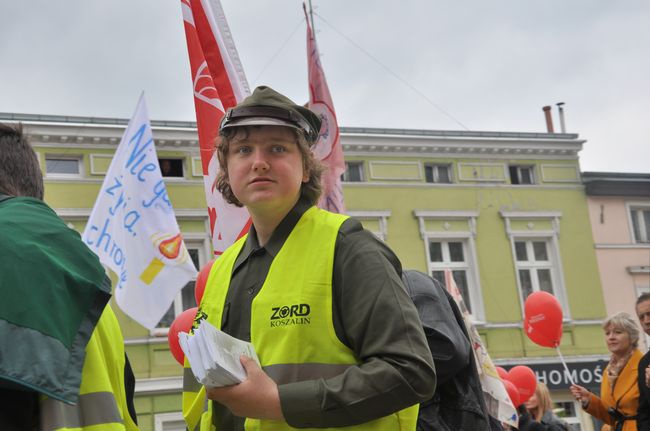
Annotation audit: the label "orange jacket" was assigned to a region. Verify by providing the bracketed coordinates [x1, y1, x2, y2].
[585, 349, 642, 431]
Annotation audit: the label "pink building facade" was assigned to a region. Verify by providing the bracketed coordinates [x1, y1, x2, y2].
[584, 172, 650, 339]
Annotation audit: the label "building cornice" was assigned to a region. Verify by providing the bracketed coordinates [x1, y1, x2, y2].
[134, 377, 182, 395]
[2, 112, 584, 158]
[594, 244, 650, 250]
[340, 129, 584, 158]
[583, 171, 650, 197]
[492, 354, 609, 366]
[475, 319, 603, 330]
[342, 182, 583, 190]
[55, 208, 209, 219]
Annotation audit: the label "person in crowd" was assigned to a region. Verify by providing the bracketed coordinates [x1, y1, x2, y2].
[525, 382, 569, 430]
[181, 86, 436, 430]
[516, 404, 547, 431]
[401, 270, 491, 430]
[636, 293, 650, 430]
[0, 123, 139, 430]
[570, 312, 642, 431]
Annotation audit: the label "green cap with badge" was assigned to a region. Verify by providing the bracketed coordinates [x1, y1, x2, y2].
[219, 86, 322, 145]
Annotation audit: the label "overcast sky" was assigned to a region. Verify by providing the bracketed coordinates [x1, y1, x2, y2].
[1, 1, 648, 172]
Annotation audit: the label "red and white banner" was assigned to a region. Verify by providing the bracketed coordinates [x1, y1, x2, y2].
[180, 0, 251, 255]
[303, 5, 346, 213]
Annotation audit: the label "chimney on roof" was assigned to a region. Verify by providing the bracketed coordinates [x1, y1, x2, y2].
[542, 105, 554, 133]
[556, 102, 566, 133]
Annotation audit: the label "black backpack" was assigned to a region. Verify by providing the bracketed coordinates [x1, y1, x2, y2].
[401, 270, 493, 431]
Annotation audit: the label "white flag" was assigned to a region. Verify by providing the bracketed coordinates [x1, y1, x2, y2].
[83, 94, 197, 329]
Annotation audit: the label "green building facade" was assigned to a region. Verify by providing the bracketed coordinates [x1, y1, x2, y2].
[4, 113, 608, 430]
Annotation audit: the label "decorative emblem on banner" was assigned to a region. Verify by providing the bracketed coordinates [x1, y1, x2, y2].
[140, 233, 192, 284]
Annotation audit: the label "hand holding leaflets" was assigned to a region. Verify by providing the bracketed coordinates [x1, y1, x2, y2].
[179, 320, 260, 388]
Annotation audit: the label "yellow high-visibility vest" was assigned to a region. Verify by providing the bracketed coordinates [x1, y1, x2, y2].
[40, 306, 139, 431]
[183, 206, 418, 431]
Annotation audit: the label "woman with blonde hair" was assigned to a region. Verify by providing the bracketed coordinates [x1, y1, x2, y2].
[525, 382, 569, 430]
[570, 312, 642, 431]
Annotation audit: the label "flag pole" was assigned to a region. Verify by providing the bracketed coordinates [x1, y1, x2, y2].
[308, 0, 315, 37]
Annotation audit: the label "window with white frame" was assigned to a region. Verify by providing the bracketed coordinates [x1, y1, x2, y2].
[513, 239, 558, 302]
[630, 207, 650, 243]
[509, 165, 535, 185]
[428, 240, 475, 314]
[341, 161, 364, 182]
[415, 210, 483, 321]
[156, 241, 205, 330]
[501, 211, 569, 316]
[424, 164, 452, 184]
[154, 412, 185, 431]
[45, 156, 81, 177]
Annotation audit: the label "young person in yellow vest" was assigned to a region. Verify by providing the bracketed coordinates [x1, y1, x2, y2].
[0, 123, 139, 431]
[182, 86, 436, 430]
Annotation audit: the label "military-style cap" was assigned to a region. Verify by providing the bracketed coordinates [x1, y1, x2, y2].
[219, 86, 322, 145]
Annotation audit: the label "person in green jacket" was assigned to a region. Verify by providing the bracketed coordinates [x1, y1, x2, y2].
[182, 87, 436, 430]
[0, 123, 139, 430]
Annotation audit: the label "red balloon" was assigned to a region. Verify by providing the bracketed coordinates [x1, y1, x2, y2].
[503, 379, 520, 407]
[496, 366, 509, 381]
[194, 259, 215, 305]
[507, 365, 537, 404]
[168, 307, 198, 365]
[524, 291, 563, 348]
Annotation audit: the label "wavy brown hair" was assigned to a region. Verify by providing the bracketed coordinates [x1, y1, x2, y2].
[215, 126, 324, 207]
[0, 123, 44, 200]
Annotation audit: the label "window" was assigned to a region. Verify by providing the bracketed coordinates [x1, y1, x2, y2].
[45, 156, 81, 176]
[341, 161, 364, 182]
[424, 164, 452, 184]
[415, 210, 483, 320]
[501, 210, 568, 316]
[514, 239, 558, 302]
[630, 207, 650, 243]
[157, 246, 201, 329]
[509, 165, 535, 185]
[347, 211, 390, 241]
[428, 240, 475, 314]
[158, 158, 184, 178]
[554, 400, 583, 430]
[154, 412, 185, 431]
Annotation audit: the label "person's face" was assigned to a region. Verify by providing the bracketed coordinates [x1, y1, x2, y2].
[226, 126, 307, 213]
[524, 392, 539, 411]
[604, 324, 632, 355]
[636, 300, 650, 336]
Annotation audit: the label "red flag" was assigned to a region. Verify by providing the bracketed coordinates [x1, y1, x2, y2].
[303, 4, 346, 213]
[180, 0, 251, 255]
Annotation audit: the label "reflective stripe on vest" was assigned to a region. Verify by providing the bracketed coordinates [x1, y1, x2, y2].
[40, 392, 123, 429]
[40, 307, 138, 431]
[183, 207, 418, 430]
